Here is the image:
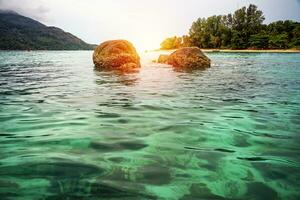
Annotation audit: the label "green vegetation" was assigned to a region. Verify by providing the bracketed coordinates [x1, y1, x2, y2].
[160, 4, 300, 50]
[0, 11, 95, 50]
[160, 35, 190, 50]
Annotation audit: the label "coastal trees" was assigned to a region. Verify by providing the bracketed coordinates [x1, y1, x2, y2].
[231, 4, 265, 48]
[267, 20, 299, 48]
[160, 35, 190, 50]
[161, 4, 300, 50]
[189, 18, 206, 48]
[188, 4, 265, 49]
[249, 33, 269, 49]
[291, 25, 300, 47]
[268, 34, 289, 49]
[220, 15, 232, 47]
[160, 36, 179, 50]
[189, 15, 232, 48]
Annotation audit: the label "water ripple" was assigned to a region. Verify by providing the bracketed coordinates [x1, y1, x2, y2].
[0, 51, 300, 199]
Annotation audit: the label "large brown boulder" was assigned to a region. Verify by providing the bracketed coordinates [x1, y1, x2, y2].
[93, 40, 140, 71]
[160, 47, 210, 69]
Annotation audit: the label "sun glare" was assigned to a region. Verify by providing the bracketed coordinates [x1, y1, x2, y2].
[130, 35, 162, 53]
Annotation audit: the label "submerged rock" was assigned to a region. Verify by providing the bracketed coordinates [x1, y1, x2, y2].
[246, 182, 278, 200]
[181, 183, 227, 200]
[93, 40, 140, 71]
[136, 164, 171, 185]
[159, 47, 211, 69]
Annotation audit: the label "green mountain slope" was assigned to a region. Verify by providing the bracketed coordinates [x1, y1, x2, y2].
[0, 10, 95, 50]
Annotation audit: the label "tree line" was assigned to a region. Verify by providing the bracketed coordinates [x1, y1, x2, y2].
[160, 4, 300, 50]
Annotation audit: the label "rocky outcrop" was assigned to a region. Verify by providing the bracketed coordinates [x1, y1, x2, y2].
[93, 40, 140, 71]
[158, 47, 210, 69]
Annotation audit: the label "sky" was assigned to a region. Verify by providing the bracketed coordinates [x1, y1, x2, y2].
[0, 0, 300, 51]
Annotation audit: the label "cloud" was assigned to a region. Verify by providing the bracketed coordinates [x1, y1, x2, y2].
[0, 0, 51, 22]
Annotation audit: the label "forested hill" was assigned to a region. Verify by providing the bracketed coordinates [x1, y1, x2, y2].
[0, 10, 95, 50]
[160, 4, 300, 50]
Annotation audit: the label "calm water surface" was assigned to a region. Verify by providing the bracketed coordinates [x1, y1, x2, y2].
[0, 51, 300, 200]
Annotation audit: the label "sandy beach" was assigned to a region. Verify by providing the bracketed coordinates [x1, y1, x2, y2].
[202, 49, 300, 53]
[154, 49, 300, 54]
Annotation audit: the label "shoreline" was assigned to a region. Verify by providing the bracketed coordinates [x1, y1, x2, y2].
[202, 49, 300, 53]
[153, 49, 300, 53]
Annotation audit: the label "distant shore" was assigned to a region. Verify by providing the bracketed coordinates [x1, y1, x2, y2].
[201, 49, 300, 53]
[153, 49, 300, 53]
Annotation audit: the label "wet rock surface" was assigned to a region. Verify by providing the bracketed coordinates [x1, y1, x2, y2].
[158, 47, 211, 69]
[93, 40, 140, 72]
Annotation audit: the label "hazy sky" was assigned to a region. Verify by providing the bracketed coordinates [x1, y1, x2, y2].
[1, 0, 300, 50]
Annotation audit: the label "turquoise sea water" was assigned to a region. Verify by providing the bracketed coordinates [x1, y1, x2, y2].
[0, 51, 300, 200]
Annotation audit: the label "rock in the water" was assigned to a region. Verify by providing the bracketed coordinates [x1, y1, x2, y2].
[166, 47, 210, 69]
[93, 40, 140, 71]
